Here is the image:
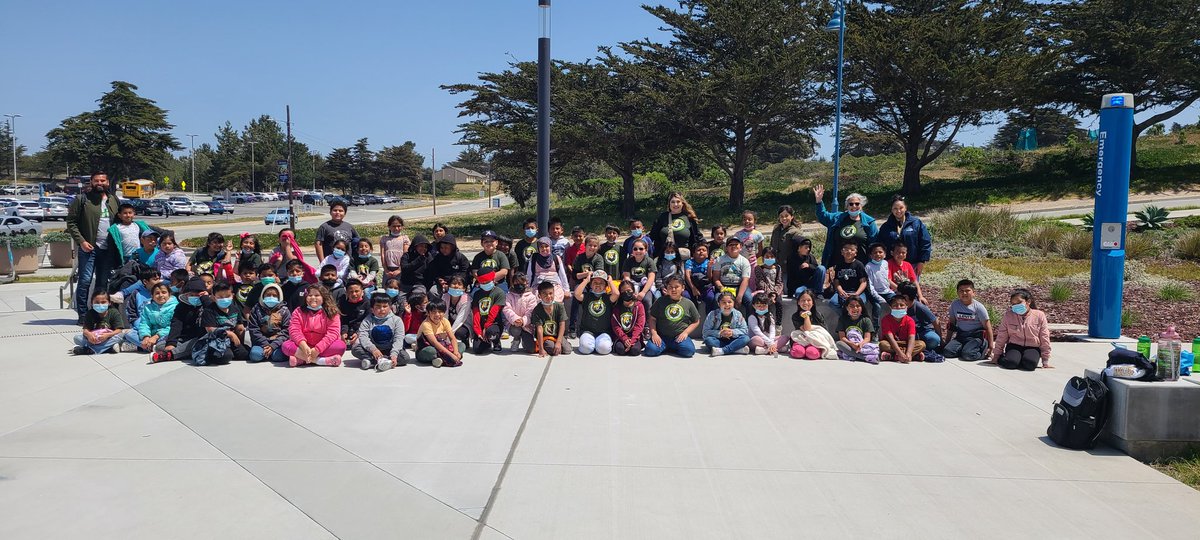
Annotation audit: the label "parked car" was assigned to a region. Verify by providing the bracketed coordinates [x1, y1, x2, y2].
[301, 193, 326, 205]
[189, 201, 211, 215]
[379, 195, 399, 204]
[326, 195, 349, 207]
[0, 216, 43, 236]
[39, 202, 68, 221]
[264, 208, 293, 225]
[205, 200, 233, 214]
[168, 195, 192, 203]
[38, 196, 70, 206]
[274, 192, 288, 200]
[142, 200, 167, 216]
[163, 200, 193, 216]
[5, 201, 45, 221]
[362, 194, 383, 205]
[349, 195, 367, 206]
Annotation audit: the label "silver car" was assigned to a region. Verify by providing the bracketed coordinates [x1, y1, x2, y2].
[163, 200, 193, 215]
[39, 202, 68, 221]
[189, 201, 211, 215]
[7, 201, 44, 221]
[0, 215, 43, 236]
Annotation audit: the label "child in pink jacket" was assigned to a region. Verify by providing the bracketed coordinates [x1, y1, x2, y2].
[503, 273, 540, 352]
[283, 285, 346, 367]
[990, 288, 1052, 371]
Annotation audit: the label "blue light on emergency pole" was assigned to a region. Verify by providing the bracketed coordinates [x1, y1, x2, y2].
[1088, 92, 1134, 339]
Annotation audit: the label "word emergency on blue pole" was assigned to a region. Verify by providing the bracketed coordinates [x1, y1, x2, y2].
[1088, 92, 1134, 339]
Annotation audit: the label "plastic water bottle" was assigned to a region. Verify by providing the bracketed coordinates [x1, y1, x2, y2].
[1156, 326, 1181, 381]
[1193, 336, 1200, 358]
[1137, 335, 1151, 359]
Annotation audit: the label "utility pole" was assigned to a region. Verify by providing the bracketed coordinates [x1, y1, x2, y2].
[247, 140, 257, 192]
[431, 147, 437, 215]
[536, 1, 552, 232]
[311, 152, 316, 191]
[286, 106, 295, 230]
[187, 134, 197, 194]
[4, 114, 21, 192]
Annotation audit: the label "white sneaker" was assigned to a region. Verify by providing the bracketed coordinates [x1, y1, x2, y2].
[118, 341, 140, 353]
[711, 347, 724, 357]
[432, 357, 443, 368]
[753, 346, 767, 355]
[360, 357, 374, 370]
[377, 358, 394, 372]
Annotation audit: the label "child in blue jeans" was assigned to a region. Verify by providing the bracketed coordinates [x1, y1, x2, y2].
[702, 291, 751, 356]
[74, 291, 127, 355]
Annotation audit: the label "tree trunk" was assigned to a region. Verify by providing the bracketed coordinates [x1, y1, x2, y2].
[620, 168, 636, 219]
[727, 161, 746, 211]
[901, 146, 923, 195]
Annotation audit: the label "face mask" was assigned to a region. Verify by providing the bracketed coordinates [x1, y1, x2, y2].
[1011, 303, 1028, 315]
[481, 282, 496, 292]
[321, 279, 338, 288]
[306, 304, 323, 311]
[755, 307, 769, 315]
[92, 303, 109, 314]
[619, 291, 635, 303]
[664, 253, 676, 261]
[260, 277, 277, 285]
[591, 288, 607, 296]
[390, 231, 402, 237]
[511, 284, 527, 294]
[848, 210, 862, 218]
[764, 258, 776, 266]
[372, 312, 390, 322]
[631, 228, 643, 237]
[242, 248, 254, 256]
[720, 307, 733, 315]
[868, 259, 883, 266]
[524, 229, 537, 238]
[385, 288, 400, 298]
[187, 296, 203, 307]
[288, 275, 304, 284]
[540, 299, 554, 306]
[891, 309, 907, 318]
[170, 285, 180, 293]
[215, 298, 233, 309]
[262, 297, 281, 308]
[448, 288, 465, 297]
[332, 248, 346, 259]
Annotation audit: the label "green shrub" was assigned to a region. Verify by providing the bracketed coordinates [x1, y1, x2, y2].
[1081, 212, 1094, 231]
[1158, 283, 1195, 302]
[1049, 282, 1072, 302]
[1125, 232, 1157, 260]
[42, 231, 72, 243]
[1121, 310, 1139, 327]
[1055, 231, 1092, 260]
[1134, 205, 1170, 230]
[929, 207, 1019, 241]
[1176, 215, 1200, 229]
[941, 283, 957, 301]
[1024, 222, 1067, 252]
[1177, 231, 1200, 261]
[4, 233, 44, 249]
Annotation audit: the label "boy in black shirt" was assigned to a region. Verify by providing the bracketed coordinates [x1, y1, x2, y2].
[338, 279, 370, 351]
[825, 242, 868, 309]
[198, 281, 248, 364]
[155, 277, 211, 363]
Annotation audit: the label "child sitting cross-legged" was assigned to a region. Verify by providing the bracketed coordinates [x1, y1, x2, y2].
[880, 295, 926, 363]
[353, 292, 409, 371]
[284, 285, 346, 367]
[835, 297, 879, 364]
[747, 292, 779, 357]
[74, 290, 127, 355]
[610, 280, 646, 356]
[417, 300, 465, 367]
[785, 289, 838, 360]
[246, 282, 291, 363]
[123, 282, 177, 354]
[702, 291, 751, 356]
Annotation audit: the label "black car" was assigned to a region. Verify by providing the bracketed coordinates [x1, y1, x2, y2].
[205, 200, 234, 215]
[129, 198, 167, 217]
[327, 195, 350, 207]
[362, 194, 384, 205]
[301, 193, 326, 205]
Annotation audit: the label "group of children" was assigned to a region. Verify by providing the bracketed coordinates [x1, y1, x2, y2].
[75, 199, 1052, 370]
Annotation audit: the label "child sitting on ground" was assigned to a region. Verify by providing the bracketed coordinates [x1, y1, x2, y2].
[285, 285, 345, 367]
[74, 290, 127, 355]
[786, 289, 838, 359]
[747, 292, 779, 356]
[354, 292, 408, 371]
[194, 282, 248, 365]
[503, 273, 539, 353]
[417, 300, 465, 367]
[247, 283, 291, 363]
[943, 279, 994, 361]
[574, 270, 619, 355]
[469, 271, 506, 354]
[402, 292, 428, 351]
[532, 281, 571, 357]
[611, 281, 646, 356]
[836, 297, 879, 363]
[702, 291, 751, 356]
[124, 283, 177, 354]
[880, 295, 925, 363]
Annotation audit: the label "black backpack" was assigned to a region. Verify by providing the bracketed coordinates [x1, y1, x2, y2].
[1047, 375, 1110, 450]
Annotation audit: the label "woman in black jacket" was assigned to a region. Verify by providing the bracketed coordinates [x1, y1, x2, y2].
[649, 191, 704, 259]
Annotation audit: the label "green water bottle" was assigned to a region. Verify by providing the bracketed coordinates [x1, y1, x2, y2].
[1193, 336, 1200, 357]
[1137, 335, 1151, 359]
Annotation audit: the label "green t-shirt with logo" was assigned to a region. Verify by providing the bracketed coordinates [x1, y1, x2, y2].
[599, 241, 622, 277]
[622, 255, 655, 285]
[579, 291, 613, 336]
[471, 286, 506, 316]
[661, 213, 693, 249]
[531, 301, 567, 339]
[650, 296, 700, 338]
[571, 251, 605, 278]
[472, 250, 511, 276]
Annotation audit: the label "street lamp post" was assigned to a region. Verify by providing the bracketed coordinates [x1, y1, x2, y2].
[4, 114, 21, 192]
[536, 0, 551, 232]
[187, 134, 197, 193]
[826, 1, 847, 213]
[247, 140, 257, 192]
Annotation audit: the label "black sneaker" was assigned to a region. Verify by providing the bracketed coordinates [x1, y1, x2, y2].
[72, 345, 92, 355]
[491, 339, 502, 353]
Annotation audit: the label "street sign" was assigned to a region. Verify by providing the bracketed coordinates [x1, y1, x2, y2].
[181, 180, 187, 191]
[278, 174, 289, 183]
[277, 160, 288, 173]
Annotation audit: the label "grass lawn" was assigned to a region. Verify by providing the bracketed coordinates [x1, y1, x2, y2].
[1152, 448, 1200, 490]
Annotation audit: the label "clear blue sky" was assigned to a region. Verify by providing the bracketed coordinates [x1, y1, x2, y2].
[2, 0, 1196, 169]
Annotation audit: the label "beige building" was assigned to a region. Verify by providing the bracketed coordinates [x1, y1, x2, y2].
[432, 165, 487, 184]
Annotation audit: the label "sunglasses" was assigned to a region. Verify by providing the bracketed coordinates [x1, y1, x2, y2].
[633, 247, 645, 251]
[847, 201, 862, 207]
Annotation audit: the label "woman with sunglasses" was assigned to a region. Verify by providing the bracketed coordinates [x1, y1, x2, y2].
[813, 185, 878, 267]
[878, 194, 933, 277]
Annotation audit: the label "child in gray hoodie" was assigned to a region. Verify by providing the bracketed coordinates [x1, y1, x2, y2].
[354, 292, 409, 371]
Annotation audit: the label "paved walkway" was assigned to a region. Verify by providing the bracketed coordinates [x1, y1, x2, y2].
[2, 297, 1198, 539]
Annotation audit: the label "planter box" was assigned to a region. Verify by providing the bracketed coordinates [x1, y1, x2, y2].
[47, 241, 74, 268]
[0, 247, 40, 275]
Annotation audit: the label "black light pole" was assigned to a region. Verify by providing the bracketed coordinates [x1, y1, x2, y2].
[286, 105, 295, 230]
[536, 0, 551, 232]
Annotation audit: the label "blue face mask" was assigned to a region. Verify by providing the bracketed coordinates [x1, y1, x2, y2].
[262, 297, 281, 308]
[448, 288, 465, 297]
[288, 275, 304, 284]
[848, 210, 862, 218]
[524, 229, 537, 238]
[187, 296, 203, 307]
[764, 258, 776, 266]
[1011, 303, 1028, 315]
[664, 253, 676, 261]
[170, 285, 180, 293]
[480, 282, 495, 292]
[891, 308, 907, 318]
[215, 297, 233, 309]
[540, 299, 554, 306]
[260, 277, 277, 285]
[332, 248, 346, 259]
[306, 304, 323, 311]
[385, 288, 399, 298]
[92, 303, 109, 314]
[631, 228, 643, 237]
[755, 307, 769, 315]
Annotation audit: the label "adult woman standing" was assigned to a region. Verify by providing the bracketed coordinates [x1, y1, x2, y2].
[878, 195, 933, 276]
[650, 191, 704, 259]
[813, 185, 877, 267]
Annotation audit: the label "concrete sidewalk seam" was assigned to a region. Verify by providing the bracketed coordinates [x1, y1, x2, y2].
[472, 356, 555, 540]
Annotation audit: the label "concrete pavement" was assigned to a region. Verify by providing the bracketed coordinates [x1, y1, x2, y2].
[1, 287, 1198, 539]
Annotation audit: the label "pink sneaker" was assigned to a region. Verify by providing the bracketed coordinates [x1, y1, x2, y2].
[789, 343, 807, 359]
[288, 355, 300, 367]
[316, 355, 342, 367]
[804, 346, 821, 360]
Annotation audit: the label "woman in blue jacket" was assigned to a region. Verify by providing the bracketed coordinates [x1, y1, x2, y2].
[877, 194, 933, 277]
[813, 185, 878, 267]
